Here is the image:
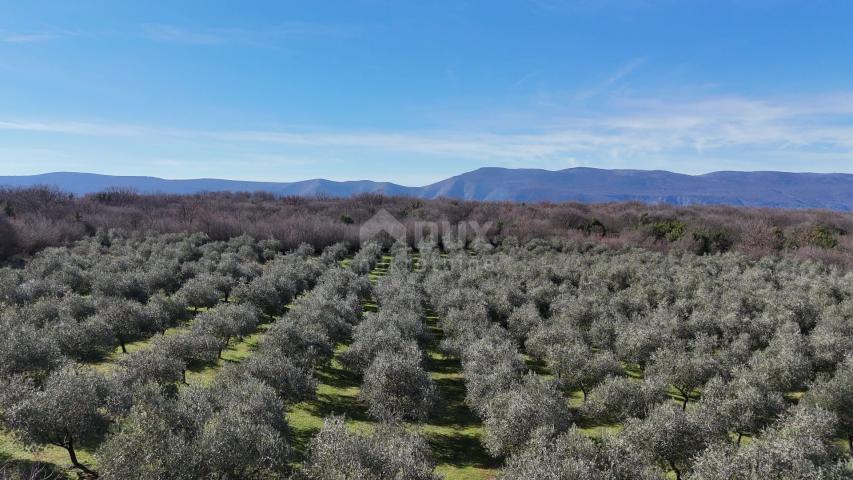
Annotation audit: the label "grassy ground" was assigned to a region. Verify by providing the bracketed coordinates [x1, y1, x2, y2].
[0, 432, 95, 479]
[287, 256, 389, 462]
[287, 254, 501, 479]
[422, 311, 499, 480]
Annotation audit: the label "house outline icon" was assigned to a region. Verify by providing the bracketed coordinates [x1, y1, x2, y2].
[359, 208, 407, 244]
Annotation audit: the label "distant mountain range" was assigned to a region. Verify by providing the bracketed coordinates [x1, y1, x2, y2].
[2, 168, 852, 210]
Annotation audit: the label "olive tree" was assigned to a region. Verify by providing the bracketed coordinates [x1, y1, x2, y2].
[546, 340, 623, 401]
[747, 322, 813, 393]
[0, 321, 62, 380]
[692, 406, 850, 480]
[2, 365, 111, 477]
[646, 342, 718, 410]
[501, 426, 659, 480]
[581, 376, 667, 423]
[114, 349, 185, 389]
[153, 332, 220, 382]
[177, 275, 224, 311]
[621, 403, 718, 480]
[243, 352, 318, 404]
[263, 316, 333, 367]
[462, 334, 525, 415]
[361, 348, 436, 422]
[92, 296, 148, 353]
[699, 371, 786, 444]
[96, 402, 197, 480]
[296, 416, 440, 480]
[482, 373, 572, 457]
[50, 316, 116, 360]
[342, 314, 413, 373]
[802, 355, 853, 452]
[143, 292, 189, 334]
[191, 303, 260, 358]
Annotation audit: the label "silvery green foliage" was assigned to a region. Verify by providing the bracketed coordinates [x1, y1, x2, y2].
[343, 307, 427, 373]
[546, 340, 623, 400]
[747, 321, 813, 392]
[114, 348, 185, 389]
[614, 321, 673, 368]
[191, 302, 261, 356]
[342, 317, 412, 373]
[482, 373, 572, 457]
[0, 320, 62, 380]
[361, 347, 436, 422]
[91, 295, 149, 353]
[98, 378, 291, 480]
[621, 403, 720, 480]
[438, 305, 492, 356]
[195, 386, 290, 479]
[57, 293, 97, 322]
[263, 316, 333, 367]
[809, 301, 853, 371]
[501, 426, 659, 480]
[317, 266, 372, 301]
[242, 352, 318, 403]
[143, 292, 189, 334]
[802, 355, 853, 451]
[698, 371, 787, 442]
[292, 242, 316, 258]
[691, 406, 850, 480]
[350, 241, 383, 275]
[581, 376, 668, 423]
[506, 302, 544, 342]
[2, 364, 112, 475]
[461, 334, 526, 416]
[50, 315, 116, 360]
[296, 416, 441, 480]
[524, 321, 584, 361]
[153, 332, 220, 369]
[177, 273, 225, 309]
[231, 275, 282, 314]
[646, 339, 719, 410]
[97, 400, 198, 480]
[319, 242, 349, 265]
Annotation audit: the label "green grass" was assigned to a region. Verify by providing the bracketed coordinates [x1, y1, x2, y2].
[184, 322, 271, 385]
[0, 431, 95, 479]
[90, 324, 188, 374]
[422, 314, 499, 480]
[288, 253, 500, 479]
[287, 344, 374, 462]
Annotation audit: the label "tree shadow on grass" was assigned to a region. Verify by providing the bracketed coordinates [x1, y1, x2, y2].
[425, 432, 500, 473]
[524, 355, 551, 376]
[315, 362, 361, 391]
[424, 353, 461, 376]
[288, 424, 319, 464]
[0, 457, 68, 480]
[303, 392, 370, 423]
[428, 378, 482, 429]
[186, 358, 217, 374]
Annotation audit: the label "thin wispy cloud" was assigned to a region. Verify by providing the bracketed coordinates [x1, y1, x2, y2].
[1, 91, 851, 172]
[141, 22, 358, 47]
[0, 28, 80, 43]
[574, 57, 648, 101]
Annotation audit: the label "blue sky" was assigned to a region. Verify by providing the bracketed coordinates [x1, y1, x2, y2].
[1, 0, 852, 184]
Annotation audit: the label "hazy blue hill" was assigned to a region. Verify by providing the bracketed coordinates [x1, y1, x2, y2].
[2, 168, 852, 210]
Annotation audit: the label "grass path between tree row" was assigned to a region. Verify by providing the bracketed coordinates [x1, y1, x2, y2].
[287, 254, 501, 479]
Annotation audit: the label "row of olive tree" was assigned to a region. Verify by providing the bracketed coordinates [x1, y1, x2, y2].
[345, 243, 437, 423]
[0, 234, 338, 477]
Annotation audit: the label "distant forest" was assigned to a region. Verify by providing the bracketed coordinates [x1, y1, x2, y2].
[1, 186, 851, 269]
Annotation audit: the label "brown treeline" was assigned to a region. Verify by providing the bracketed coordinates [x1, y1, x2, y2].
[1, 186, 851, 268]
